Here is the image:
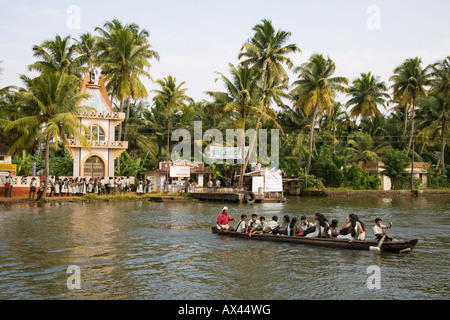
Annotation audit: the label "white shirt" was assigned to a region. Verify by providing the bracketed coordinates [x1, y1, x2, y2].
[247, 219, 261, 230]
[298, 222, 313, 232]
[266, 220, 278, 230]
[236, 220, 246, 232]
[372, 224, 387, 236]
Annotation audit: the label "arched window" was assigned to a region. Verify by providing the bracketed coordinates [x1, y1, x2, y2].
[86, 124, 106, 141]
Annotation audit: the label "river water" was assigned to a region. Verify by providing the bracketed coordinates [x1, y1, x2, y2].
[0, 196, 448, 300]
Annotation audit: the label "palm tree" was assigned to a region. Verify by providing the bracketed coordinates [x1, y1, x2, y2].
[429, 56, 450, 98]
[320, 101, 355, 152]
[239, 19, 301, 91]
[73, 32, 98, 70]
[205, 64, 281, 187]
[95, 19, 159, 142]
[28, 34, 85, 78]
[417, 92, 449, 170]
[347, 131, 386, 169]
[152, 75, 191, 111]
[239, 20, 297, 177]
[346, 72, 390, 119]
[4, 69, 91, 201]
[390, 57, 430, 153]
[291, 53, 349, 174]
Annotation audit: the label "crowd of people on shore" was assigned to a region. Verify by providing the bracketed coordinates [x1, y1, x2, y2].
[216, 207, 393, 241]
[29, 176, 154, 199]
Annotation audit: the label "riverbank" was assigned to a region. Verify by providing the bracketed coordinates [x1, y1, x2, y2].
[301, 189, 450, 197]
[0, 193, 191, 205]
[1, 189, 449, 206]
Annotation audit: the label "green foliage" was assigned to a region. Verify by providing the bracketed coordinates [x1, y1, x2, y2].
[343, 164, 380, 190]
[381, 149, 411, 178]
[426, 167, 449, 188]
[310, 146, 345, 187]
[12, 148, 73, 177]
[381, 149, 411, 187]
[115, 150, 146, 179]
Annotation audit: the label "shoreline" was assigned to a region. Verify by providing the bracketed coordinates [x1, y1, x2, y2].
[300, 189, 450, 197]
[1, 189, 450, 206]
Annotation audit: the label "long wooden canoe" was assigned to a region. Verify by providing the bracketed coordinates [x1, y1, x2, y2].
[211, 227, 418, 253]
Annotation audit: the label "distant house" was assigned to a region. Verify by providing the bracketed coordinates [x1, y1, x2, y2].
[358, 161, 429, 190]
[0, 143, 11, 164]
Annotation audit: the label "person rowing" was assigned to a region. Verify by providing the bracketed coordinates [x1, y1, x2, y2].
[216, 206, 236, 231]
[372, 218, 393, 241]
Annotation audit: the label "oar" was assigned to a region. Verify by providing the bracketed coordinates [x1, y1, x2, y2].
[370, 234, 386, 252]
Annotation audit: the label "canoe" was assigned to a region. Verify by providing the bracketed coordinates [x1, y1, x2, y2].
[211, 227, 418, 253]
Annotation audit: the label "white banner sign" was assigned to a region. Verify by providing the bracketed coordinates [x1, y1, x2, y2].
[208, 146, 249, 160]
[264, 172, 283, 192]
[170, 166, 190, 178]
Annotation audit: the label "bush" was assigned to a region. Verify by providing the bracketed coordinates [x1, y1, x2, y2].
[392, 174, 421, 190]
[426, 167, 449, 188]
[343, 163, 381, 190]
[381, 149, 411, 187]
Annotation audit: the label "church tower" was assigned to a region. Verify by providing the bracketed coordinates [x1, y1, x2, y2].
[67, 70, 128, 178]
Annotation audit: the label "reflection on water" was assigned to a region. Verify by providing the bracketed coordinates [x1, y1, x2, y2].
[0, 196, 449, 299]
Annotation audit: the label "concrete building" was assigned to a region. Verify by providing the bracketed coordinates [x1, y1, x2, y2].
[359, 161, 429, 190]
[66, 71, 128, 178]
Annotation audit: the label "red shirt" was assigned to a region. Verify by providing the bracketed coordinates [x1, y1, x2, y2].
[217, 212, 232, 225]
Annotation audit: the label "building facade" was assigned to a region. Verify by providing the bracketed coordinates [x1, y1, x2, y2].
[67, 71, 128, 178]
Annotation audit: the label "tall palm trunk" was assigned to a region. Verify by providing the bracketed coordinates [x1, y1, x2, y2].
[238, 114, 247, 189]
[123, 98, 132, 141]
[306, 105, 319, 175]
[407, 99, 416, 154]
[238, 67, 270, 188]
[38, 131, 51, 202]
[239, 116, 260, 189]
[439, 120, 446, 171]
[116, 99, 124, 174]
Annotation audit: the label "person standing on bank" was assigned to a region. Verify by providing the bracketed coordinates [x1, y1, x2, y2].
[5, 174, 13, 198]
[216, 207, 236, 231]
[29, 177, 37, 199]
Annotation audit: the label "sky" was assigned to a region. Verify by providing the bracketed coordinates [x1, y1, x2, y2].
[0, 0, 449, 105]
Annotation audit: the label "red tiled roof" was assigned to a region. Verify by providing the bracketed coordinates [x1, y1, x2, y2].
[0, 143, 10, 154]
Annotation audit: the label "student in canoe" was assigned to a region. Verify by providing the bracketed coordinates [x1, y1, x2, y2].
[330, 219, 340, 238]
[273, 215, 290, 235]
[249, 216, 278, 237]
[296, 215, 314, 236]
[355, 214, 367, 240]
[305, 213, 331, 238]
[216, 206, 236, 231]
[235, 214, 248, 233]
[337, 214, 362, 240]
[288, 216, 298, 236]
[245, 213, 261, 233]
[372, 218, 393, 241]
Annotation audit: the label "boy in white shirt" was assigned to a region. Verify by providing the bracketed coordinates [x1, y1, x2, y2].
[235, 214, 247, 233]
[246, 214, 261, 233]
[372, 218, 393, 241]
[249, 216, 278, 237]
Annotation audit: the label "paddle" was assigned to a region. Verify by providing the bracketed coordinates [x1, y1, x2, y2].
[370, 234, 386, 252]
